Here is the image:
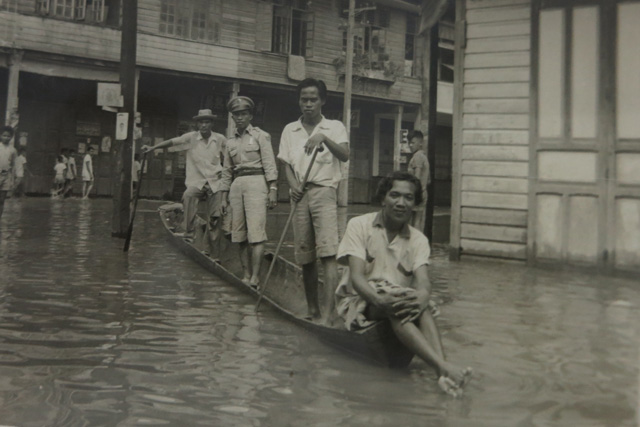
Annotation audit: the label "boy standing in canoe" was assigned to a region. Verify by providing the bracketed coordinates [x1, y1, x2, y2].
[142, 109, 229, 258]
[221, 96, 278, 288]
[277, 78, 350, 325]
[335, 171, 472, 397]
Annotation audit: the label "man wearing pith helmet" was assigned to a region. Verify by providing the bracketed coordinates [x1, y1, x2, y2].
[221, 96, 278, 288]
[142, 108, 229, 258]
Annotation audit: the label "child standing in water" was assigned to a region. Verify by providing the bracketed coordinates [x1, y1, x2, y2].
[52, 155, 67, 198]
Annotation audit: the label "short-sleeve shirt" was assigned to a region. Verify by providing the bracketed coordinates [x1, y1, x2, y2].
[408, 150, 430, 192]
[14, 155, 26, 178]
[82, 154, 93, 180]
[221, 124, 278, 187]
[66, 157, 76, 179]
[0, 144, 17, 173]
[277, 116, 349, 188]
[54, 162, 66, 178]
[169, 131, 229, 192]
[336, 211, 431, 293]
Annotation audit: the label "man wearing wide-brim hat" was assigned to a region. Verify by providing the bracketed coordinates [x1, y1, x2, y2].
[142, 109, 229, 257]
[220, 96, 278, 288]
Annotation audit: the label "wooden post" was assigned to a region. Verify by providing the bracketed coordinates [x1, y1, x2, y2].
[424, 24, 439, 242]
[112, 0, 137, 237]
[338, 0, 355, 207]
[393, 105, 404, 171]
[227, 82, 240, 138]
[4, 50, 23, 130]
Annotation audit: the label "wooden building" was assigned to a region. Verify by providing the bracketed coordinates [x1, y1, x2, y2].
[0, 0, 455, 204]
[450, 0, 640, 271]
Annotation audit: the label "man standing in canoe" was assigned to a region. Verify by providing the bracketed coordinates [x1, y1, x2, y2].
[277, 78, 350, 324]
[335, 171, 472, 397]
[221, 96, 278, 288]
[142, 109, 229, 258]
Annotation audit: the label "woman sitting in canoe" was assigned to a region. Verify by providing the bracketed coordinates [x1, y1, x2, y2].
[335, 171, 472, 397]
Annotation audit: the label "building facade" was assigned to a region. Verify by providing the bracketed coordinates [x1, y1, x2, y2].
[0, 0, 455, 204]
[450, 0, 640, 271]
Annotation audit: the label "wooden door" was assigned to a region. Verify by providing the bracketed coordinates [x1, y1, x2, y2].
[532, 0, 640, 271]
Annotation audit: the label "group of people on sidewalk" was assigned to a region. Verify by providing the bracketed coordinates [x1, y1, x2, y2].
[142, 77, 471, 397]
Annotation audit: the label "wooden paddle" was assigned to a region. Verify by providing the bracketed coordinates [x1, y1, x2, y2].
[255, 146, 321, 312]
[123, 153, 147, 252]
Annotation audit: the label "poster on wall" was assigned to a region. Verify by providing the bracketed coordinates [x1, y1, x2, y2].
[101, 136, 112, 153]
[18, 132, 27, 147]
[90, 144, 99, 155]
[164, 159, 172, 175]
[76, 121, 101, 136]
[78, 142, 86, 154]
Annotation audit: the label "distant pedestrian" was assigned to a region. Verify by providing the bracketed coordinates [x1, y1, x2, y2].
[407, 130, 430, 234]
[12, 147, 27, 198]
[0, 125, 17, 219]
[277, 78, 350, 324]
[52, 155, 67, 198]
[82, 146, 95, 199]
[63, 148, 77, 197]
[221, 96, 278, 288]
[142, 109, 229, 258]
[132, 153, 141, 191]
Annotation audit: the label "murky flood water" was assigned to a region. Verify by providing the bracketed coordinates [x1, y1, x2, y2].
[0, 198, 638, 426]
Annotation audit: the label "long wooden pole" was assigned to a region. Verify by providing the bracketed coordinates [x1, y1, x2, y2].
[255, 147, 321, 312]
[337, 0, 355, 208]
[112, 0, 137, 238]
[123, 153, 147, 252]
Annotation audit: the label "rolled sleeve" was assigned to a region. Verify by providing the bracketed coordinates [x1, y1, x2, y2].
[276, 125, 292, 166]
[337, 217, 367, 266]
[411, 232, 431, 271]
[333, 122, 349, 145]
[220, 141, 233, 191]
[257, 132, 278, 182]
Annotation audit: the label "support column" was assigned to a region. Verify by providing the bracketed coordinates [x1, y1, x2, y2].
[5, 50, 23, 129]
[393, 105, 404, 171]
[227, 82, 239, 138]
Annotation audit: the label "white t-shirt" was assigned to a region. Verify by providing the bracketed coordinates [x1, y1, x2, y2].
[82, 154, 93, 181]
[277, 116, 349, 189]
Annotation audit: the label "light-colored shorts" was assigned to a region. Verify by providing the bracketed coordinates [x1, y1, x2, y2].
[0, 173, 12, 191]
[54, 176, 65, 185]
[229, 175, 268, 243]
[336, 279, 438, 331]
[293, 184, 339, 265]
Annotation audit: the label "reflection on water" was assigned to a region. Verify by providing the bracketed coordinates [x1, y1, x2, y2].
[0, 198, 638, 426]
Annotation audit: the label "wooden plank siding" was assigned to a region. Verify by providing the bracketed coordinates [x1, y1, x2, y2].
[0, 0, 424, 105]
[456, 0, 532, 261]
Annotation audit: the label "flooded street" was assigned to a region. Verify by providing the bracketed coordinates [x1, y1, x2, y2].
[0, 198, 638, 426]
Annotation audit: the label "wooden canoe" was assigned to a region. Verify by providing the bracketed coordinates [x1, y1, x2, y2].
[158, 203, 414, 368]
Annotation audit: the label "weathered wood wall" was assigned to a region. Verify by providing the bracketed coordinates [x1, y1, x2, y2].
[455, 0, 532, 260]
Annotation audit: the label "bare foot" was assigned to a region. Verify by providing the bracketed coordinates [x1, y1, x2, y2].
[441, 363, 473, 389]
[438, 376, 461, 398]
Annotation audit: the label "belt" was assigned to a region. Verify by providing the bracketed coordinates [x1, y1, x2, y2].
[235, 168, 264, 178]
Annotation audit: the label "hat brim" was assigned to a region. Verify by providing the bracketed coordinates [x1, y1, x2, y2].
[193, 114, 217, 121]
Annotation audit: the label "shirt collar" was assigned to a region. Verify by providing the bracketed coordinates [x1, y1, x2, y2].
[291, 115, 330, 132]
[372, 211, 411, 239]
[234, 124, 254, 138]
[197, 131, 218, 146]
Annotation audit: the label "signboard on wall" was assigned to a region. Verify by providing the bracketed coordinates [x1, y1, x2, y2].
[76, 121, 101, 136]
[97, 83, 124, 107]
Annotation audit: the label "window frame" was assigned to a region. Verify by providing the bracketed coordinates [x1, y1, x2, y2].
[158, 0, 222, 43]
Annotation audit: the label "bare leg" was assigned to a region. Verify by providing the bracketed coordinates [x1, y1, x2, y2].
[249, 242, 264, 285]
[302, 261, 320, 320]
[206, 215, 221, 258]
[239, 240, 251, 281]
[390, 313, 470, 393]
[319, 256, 338, 324]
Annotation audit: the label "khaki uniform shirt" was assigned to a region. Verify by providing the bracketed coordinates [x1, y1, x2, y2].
[221, 125, 278, 188]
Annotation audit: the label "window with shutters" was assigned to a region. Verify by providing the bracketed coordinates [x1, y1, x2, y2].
[404, 14, 418, 77]
[159, 0, 222, 43]
[35, 0, 108, 23]
[339, 0, 390, 70]
[272, 0, 314, 58]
